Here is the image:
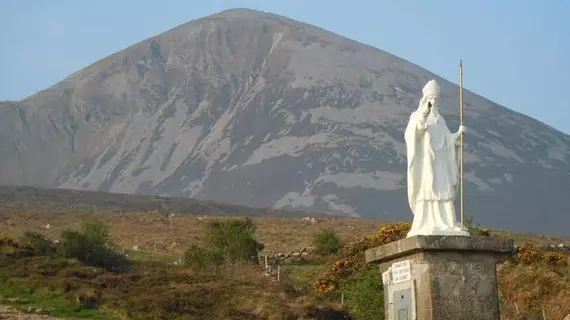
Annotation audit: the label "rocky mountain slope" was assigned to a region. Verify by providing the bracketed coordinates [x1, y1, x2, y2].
[1, 8, 569, 235]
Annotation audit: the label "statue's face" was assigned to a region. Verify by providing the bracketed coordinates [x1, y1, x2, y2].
[426, 95, 438, 108]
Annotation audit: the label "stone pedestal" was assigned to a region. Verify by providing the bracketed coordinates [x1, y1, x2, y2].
[365, 235, 514, 320]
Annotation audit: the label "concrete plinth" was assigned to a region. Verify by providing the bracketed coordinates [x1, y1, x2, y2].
[365, 235, 514, 320]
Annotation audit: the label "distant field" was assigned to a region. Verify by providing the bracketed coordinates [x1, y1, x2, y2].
[2, 212, 568, 258]
[0, 186, 568, 255]
[0, 185, 327, 218]
[1, 211, 381, 255]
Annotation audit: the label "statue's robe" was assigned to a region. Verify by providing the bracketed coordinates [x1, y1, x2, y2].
[404, 108, 466, 237]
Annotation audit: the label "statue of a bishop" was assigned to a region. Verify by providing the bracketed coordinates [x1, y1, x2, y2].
[405, 79, 470, 237]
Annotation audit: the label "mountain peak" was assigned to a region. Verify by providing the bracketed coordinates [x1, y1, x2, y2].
[216, 8, 275, 16]
[0, 10, 569, 236]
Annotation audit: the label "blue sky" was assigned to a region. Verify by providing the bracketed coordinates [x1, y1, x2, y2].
[1, 0, 569, 134]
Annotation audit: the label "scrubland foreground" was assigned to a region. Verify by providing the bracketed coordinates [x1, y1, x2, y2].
[1, 211, 569, 320]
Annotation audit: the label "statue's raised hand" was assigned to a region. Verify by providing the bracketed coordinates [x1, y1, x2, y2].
[455, 126, 466, 142]
[419, 97, 431, 119]
[457, 125, 466, 135]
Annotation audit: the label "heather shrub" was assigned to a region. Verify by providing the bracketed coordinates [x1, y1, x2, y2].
[0, 233, 14, 246]
[183, 245, 224, 270]
[0, 233, 34, 259]
[19, 231, 57, 256]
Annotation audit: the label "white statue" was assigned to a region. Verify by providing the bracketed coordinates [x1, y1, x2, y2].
[405, 79, 469, 237]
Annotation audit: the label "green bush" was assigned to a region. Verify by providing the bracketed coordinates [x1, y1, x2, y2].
[184, 218, 264, 270]
[204, 217, 264, 264]
[339, 267, 384, 320]
[312, 228, 342, 255]
[81, 219, 112, 246]
[58, 219, 131, 273]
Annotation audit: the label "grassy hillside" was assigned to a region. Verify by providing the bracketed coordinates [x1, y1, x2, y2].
[1, 187, 569, 319]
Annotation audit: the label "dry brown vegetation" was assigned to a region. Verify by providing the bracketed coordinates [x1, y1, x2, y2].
[1, 187, 569, 319]
[3, 210, 570, 319]
[499, 262, 570, 320]
[1, 211, 382, 256]
[1, 210, 567, 257]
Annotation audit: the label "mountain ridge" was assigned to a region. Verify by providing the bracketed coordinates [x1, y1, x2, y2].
[1, 8, 569, 236]
[0, 184, 331, 218]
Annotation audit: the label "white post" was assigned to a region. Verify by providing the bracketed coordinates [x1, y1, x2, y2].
[277, 265, 280, 282]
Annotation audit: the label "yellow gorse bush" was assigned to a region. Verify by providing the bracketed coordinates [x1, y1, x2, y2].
[339, 222, 411, 258]
[542, 251, 567, 266]
[330, 259, 363, 279]
[513, 242, 542, 265]
[375, 222, 411, 245]
[314, 277, 338, 296]
[512, 242, 569, 266]
[314, 222, 411, 295]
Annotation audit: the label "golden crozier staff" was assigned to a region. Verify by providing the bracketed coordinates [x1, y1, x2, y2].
[459, 60, 465, 229]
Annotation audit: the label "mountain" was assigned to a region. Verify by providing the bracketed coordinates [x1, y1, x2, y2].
[1, 8, 569, 236]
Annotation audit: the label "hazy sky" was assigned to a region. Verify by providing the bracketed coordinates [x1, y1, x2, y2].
[1, 0, 569, 133]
